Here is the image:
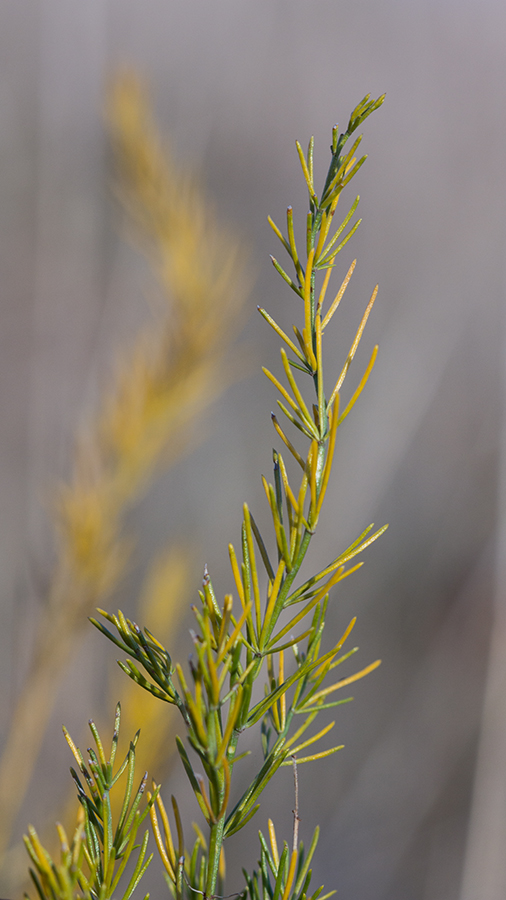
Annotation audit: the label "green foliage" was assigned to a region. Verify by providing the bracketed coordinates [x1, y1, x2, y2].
[24, 819, 92, 900]
[243, 821, 335, 900]
[24, 707, 156, 900]
[25, 92, 386, 900]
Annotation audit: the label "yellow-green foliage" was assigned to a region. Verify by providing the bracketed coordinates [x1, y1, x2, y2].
[24, 815, 92, 900]
[23, 92, 386, 900]
[25, 709, 156, 900]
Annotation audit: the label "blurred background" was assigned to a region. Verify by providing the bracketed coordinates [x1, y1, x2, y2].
[1, 1, 506, 898]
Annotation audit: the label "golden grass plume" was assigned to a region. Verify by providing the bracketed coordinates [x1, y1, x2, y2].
[0, 72, 250, 890]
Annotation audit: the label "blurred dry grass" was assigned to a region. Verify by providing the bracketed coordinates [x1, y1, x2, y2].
[0, 73, 250, 893]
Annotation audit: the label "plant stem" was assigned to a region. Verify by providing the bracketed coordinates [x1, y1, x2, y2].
[206, 815, 226, 897]
[206, 730, 240, 897]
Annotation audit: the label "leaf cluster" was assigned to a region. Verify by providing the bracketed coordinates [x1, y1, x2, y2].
[24, 706, 157, 900]
[244, 821, 333, 900]
[24, 817, 92, 900]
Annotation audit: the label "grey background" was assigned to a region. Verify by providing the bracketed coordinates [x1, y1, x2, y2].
[1, 1, 505, 898]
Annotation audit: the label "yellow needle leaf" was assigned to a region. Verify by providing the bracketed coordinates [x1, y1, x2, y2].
[308, 659, 382, 704]
[285, 746, 344, 764]
[322, 258, 356, 330]
[282, 849, 299, 900]
[286, 720, 335, 753]
[334, 345, 378, 424]
[328, 284, 378, 403]
[268, 819, 279, 868]
[271, 414, 306, 470]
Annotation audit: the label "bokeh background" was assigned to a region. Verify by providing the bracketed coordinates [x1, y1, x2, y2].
[1, 1, 506, 898]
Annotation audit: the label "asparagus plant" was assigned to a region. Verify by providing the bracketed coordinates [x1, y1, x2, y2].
[24, 92, 386, 900]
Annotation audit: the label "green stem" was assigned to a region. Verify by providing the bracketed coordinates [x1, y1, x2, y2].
[206, 146, 352, 895]
[206, 815, 226, 898]
[205, 730, 239, 897]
